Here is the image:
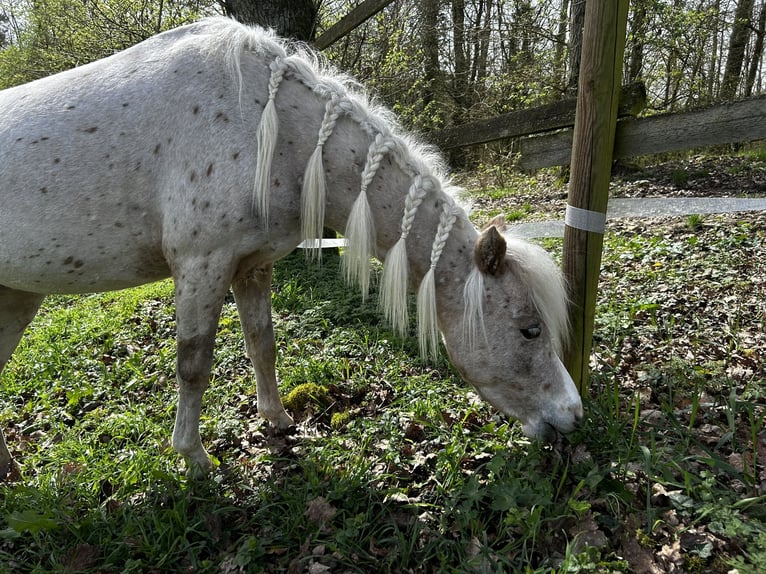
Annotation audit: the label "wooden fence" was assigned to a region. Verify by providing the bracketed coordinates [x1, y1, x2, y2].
[432, 92, 766, 169]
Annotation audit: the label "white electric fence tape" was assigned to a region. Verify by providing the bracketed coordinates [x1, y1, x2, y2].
[565, 205, 607, 234]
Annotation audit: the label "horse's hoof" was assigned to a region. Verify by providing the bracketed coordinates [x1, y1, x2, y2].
[267, 422, 298, 437]
[184, 455, 216, 479]
[265, 410, 295, 431]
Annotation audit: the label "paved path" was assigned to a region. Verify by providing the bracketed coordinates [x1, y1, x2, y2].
[297, 198, 766, 246]
[508, 197, 766, 239]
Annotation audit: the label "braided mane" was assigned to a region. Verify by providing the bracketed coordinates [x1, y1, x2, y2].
[202, 17, 473, 359]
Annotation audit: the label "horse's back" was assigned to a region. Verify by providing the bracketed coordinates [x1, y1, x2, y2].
[0, 20, 272, 295]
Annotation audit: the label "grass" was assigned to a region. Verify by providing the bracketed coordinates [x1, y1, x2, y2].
[1, 210, 765, 572]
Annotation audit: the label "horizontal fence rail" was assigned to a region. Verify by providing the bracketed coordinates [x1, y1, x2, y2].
[518, 95, 766, 170]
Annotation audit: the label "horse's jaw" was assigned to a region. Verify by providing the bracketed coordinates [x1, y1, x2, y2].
[452, 355, 583, 442]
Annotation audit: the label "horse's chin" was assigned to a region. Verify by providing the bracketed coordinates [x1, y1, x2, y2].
[521, 420, 559, 443]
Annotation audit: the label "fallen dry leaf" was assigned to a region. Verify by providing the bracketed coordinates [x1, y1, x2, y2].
[305, 496, 336, 531]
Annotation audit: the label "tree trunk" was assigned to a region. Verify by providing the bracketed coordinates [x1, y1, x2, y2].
[662, 0, 681, 108]
[567, 0, 586, 93]
[554, 0, 570, 86]
[421, 0, 442, 108]
[221, 0, 318, 41]
[473, 0, 492, 85]
[745, 0, 766, 96]
[451, 0, 468, 122]
[707, 0, 722, 99]
[627, 0, 646, 83]
[516, 0, 533, 66]
[721, 0, 755, 99]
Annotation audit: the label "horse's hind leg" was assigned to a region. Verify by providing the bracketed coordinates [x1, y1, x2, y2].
[0, 287, 45, 478]
[171, 257, 236, 478]
[232, 265, 294, 429]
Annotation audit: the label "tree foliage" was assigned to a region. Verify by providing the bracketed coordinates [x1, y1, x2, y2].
[0, 0, 214, 88]
[1, 0, 764, 128]
[319, 0, 766, 131]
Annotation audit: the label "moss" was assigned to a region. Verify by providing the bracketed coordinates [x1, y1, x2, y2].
[330, 411, 351, 430]
[635, 529, 653, 548]
[282, 383, 328, 413]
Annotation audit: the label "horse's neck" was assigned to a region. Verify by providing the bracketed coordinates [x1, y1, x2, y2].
[264, 70, 477, 321]
[318, 127, 478, 332]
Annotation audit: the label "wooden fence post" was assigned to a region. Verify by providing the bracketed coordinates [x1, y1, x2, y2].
[563, 0, 630, 391]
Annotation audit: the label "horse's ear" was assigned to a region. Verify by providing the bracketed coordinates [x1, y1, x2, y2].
[481, 214, 507, 233]
[474, 225, 507, 275]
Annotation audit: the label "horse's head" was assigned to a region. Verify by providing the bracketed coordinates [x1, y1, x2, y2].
[441, 221, 583, 441]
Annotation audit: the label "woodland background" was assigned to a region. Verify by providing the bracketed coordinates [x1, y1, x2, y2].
[1, 0, 765, 152]
[1, 2, 765, 572]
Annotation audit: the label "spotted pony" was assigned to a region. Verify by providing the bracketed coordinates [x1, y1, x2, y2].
[0, 18, 583, 477]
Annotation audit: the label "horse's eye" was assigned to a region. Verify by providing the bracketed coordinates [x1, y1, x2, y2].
[520, 324, 541, 340]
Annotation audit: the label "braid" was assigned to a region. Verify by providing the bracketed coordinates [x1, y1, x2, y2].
[430, 197, 459, 265]
[380, 175, 435, 336]
[301, 95, 345, 259]
[360, 133, 394, 190]
[253, 58, 287, 225]
[343, 133, 396, 299]
[401, 176, 434, 236]
[417, 197, 459, 360]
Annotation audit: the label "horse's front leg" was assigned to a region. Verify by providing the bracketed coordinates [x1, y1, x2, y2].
[232, 265, 294, 429]
[171, 257, 234, 478]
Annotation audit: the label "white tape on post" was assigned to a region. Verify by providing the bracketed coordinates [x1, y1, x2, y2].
[565, 205, 607, 234]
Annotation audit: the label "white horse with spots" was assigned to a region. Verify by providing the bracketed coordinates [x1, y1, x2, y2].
[0, 18, 582, 477]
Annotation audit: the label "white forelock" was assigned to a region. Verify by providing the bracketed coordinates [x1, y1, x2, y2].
[505, 237, 570, 356]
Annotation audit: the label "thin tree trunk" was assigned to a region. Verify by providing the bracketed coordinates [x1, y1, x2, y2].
[555, 0, 570, 87]
[627, 0, 646, 83]
[664, 0, 684, 109]
[452, 0, 468, 122]
[707, 0, 722, 100]
[517, 0, 533, 65]
[567, 0, 586, 93]
[721, 0, 755, 99]
[745, 0, 766, 96]
[474, 0, 492, 85]
[421, 0, 442, 108]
